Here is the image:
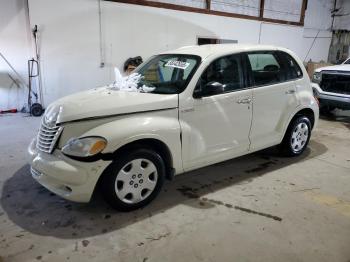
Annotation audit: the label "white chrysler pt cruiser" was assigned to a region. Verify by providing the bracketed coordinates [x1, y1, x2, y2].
[28, 44, 319, 211]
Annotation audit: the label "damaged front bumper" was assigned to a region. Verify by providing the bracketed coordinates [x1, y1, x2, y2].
[27, 138, 112, 203]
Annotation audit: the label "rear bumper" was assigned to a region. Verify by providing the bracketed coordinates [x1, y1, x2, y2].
[28, 138, 112, 202]
[312, 83, 350, 110]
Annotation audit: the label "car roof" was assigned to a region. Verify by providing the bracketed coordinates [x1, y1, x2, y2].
[162, 44, 285, 60]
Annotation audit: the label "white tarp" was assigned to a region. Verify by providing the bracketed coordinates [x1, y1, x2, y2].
[108, 68, 155, 93]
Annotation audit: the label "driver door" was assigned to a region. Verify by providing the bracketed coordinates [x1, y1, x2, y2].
[180, 53, 253, 171]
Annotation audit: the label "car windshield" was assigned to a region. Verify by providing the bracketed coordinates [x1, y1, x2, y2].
[135, 54, 201, 94]
[344, 58, 350, 64]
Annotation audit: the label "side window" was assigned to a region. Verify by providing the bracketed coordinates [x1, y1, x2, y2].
[195, 54, 244, 96]
[247, 52, 285, 86]
[278, 51, 303, 80]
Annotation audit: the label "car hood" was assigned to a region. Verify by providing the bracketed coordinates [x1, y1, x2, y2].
[315, 64, 350, 73]
[48, 87, 179, 123]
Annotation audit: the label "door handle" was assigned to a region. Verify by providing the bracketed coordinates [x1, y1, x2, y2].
[237, 98, 251, 104]
[285, 89, 296, 94]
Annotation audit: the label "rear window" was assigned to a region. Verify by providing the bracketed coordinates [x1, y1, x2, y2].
[278, 51, 303, 80]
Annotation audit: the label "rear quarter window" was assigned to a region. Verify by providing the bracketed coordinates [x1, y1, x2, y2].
[277, 51, 303, 80]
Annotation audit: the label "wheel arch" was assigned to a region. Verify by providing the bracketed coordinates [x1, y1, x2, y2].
[280, 107, 316, 144]
[99, 138, 175, 183]
[115, 138, 173, 179]
[292, 108, 315, 128]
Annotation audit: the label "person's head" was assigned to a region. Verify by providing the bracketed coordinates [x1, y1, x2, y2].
[124, 56, 143, 75]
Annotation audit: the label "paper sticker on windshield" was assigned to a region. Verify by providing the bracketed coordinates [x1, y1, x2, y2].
[165, 60, 190, 70]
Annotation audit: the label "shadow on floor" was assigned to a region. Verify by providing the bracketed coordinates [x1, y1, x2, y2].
[0, 140, 327, 239]
[320, 109, 350, 129]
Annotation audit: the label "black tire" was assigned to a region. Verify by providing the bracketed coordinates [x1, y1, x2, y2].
[279, 116, 311, 156]
[101, 148, 165, 211]
[30, 103, 43, 117]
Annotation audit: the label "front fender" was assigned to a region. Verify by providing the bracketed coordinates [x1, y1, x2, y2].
[81, 112, 183, 173]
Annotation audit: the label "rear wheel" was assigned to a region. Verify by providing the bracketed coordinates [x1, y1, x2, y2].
[279, 116, 311, 156]
[101, 148, 165, 211]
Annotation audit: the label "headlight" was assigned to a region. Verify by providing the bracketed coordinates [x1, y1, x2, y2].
[312, 72, 321, 84]
[62, 136, 107, 158]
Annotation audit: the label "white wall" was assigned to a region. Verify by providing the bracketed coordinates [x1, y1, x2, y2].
[2, 0, 334, 108]
[103, 1, 332, 66]
[27, 0, 110, 108]
[0, 0, 32, 110]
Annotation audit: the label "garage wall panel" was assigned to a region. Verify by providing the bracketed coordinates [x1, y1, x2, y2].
[0, 0, 31, 110]
[210, 0, 260, 17]
[333, 0, 350, 30]
[304, 0, 333, 30]
[27, 0, 110, 106]
[263, 0, 302, 22]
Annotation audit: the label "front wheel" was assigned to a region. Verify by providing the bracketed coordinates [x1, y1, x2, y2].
[101, 148, 165, 211]
[279, 116, 311, 156]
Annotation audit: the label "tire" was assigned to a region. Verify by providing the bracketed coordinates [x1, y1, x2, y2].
[279, 116, 311, 157]
[101, 148, 165, 211]
[30, 103, 43, 117]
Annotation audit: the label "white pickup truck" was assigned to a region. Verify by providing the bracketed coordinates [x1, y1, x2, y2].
[312, 57, 350, 113]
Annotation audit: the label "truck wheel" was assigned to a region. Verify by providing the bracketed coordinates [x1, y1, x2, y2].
[101, 148, 165, 211]
[279, 116, 311, 156]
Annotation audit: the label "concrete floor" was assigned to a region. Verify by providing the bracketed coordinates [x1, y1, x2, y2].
[0, 112, 350, 262]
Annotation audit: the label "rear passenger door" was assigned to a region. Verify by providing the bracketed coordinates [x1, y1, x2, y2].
[245, 51, 300, 151]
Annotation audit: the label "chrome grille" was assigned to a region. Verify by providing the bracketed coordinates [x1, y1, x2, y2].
[36, 119, 63, 154]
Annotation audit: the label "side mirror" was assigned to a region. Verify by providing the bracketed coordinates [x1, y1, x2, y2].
[201, 81, 224, 97]
[193, 81, 224, 99]
[193, 88, 202, 98]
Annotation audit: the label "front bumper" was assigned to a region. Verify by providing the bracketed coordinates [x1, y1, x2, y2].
[28, 138, 112, 202]
[312, 83, 350, 110]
